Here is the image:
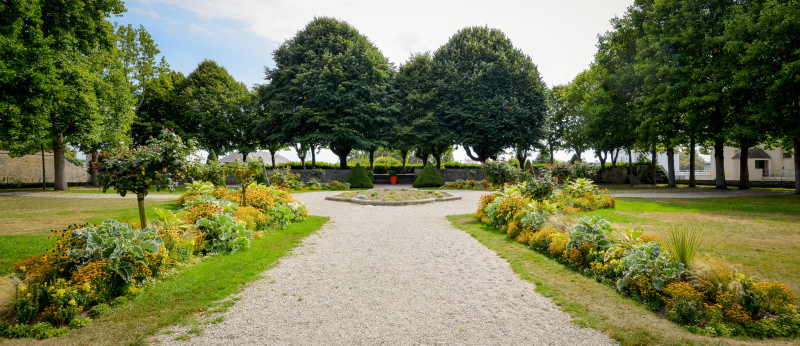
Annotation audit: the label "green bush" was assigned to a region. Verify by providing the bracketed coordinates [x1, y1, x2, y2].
[89, 303, 110, 318]
[345, 164, 373, 188]
[413, 164, 444, 188]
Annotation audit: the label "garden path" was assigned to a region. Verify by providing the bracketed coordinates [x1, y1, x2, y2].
[155, 190, 614, 345]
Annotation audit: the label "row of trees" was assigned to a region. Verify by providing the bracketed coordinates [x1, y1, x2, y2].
[133, 18, 549, 172]
[547, 0, 798, 193]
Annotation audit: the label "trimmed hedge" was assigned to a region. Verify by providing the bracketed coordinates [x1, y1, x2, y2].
[345, 164, 373, 188]
[276, 161, 483, 173]
[413, 164, 445, 188]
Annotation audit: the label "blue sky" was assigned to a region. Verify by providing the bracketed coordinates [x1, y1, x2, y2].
[114, 0, 635, 162]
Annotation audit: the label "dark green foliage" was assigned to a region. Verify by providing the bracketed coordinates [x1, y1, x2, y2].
[345, 164, 373, 188]
[265, 17, 394, 169]
[413, 164, 444, 188]
[207, 149, 218, 163]
[432, 26, 547, 162]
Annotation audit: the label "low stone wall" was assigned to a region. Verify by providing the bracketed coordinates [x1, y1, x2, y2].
[412, 168, 486, 182]
[0, 151, 89, 186]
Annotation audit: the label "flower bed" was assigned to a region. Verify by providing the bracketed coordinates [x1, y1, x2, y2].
[477, 179, 800, 339]
[1, 181, 307, 340]
[326, 189, 460, 206]
[443, 179, 491, 190]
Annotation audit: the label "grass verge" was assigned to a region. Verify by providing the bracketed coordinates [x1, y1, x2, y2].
[5, 215, 328, 345]
[447, 214, 796, 346]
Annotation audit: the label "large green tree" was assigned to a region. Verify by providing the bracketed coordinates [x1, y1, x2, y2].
[431, 26, 547, 163]
[181, 60, 249, 156]
[130, 70, 188, 146]
[0, 0, 130, 190]
[394, 53, 452, 169]
[726, 0, 800, 193]
[265, 17, 394, 169]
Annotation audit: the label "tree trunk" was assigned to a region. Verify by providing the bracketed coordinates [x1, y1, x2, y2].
[739, 143, 750, 190]
[53, 133, 67, 191]
[598, 151, 607, 170]
[435, 155, 442, 169]
[549, 143, 555, 165]
[90, 151, 99, 186]
[714, 138, 727, 189]
[297, 145, 307, 169]
[369, 149, 375, 171]
[137, 192, 147, 228]
[651, 147, 657, 186]
[667, 146, 676, 188]
[270, 149, 277, 169]
[331, 146, 351, 169]
[628, 148, 635, 187]
[310, 144, 316, 168]
[794, 139, 799, 194]
[242, 152, 249, 162]
[574, 150, 582, 162]
[41, 143, 46, 190]
[400, 149, 409, 172]
[611, 149, 619, 166]
[689, 136, 696, 188]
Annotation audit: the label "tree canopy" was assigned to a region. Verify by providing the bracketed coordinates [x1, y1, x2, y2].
[431, 26, 547, 163]
[265, 17, 394, 169]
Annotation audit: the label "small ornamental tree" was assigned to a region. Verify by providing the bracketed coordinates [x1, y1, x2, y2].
[98, 130, 195, 227]
[226, 160, 264, 206]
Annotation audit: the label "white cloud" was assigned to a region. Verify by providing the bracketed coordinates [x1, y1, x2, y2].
[137, 0, 633, 86]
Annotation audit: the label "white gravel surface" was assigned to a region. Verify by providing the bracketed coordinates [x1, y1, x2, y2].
[154, 189, 614, 345]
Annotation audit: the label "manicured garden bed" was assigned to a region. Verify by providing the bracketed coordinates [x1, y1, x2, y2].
[325, 189, 460, 206]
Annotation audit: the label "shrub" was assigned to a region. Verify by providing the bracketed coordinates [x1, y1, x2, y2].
[531, 225, 558, 250]
[755, 281, 794, 315]
[89, 303, 110, 318]
[548, 231, 569, 258]
[566, 217, 613, 252]
[270, 167, 300, 188]
[65, 220, 163, 283]
[413, 164, 445, 188]
[482, 160, 519, 187]
[195, 213, 253, 255]
[69, 316, 91, 330]
[329, 180, 350, 190]
[235, 206, 268, 231]
[345, 164, 373, 188]
[519, 174, 555, 201]
[39, 278, 85, 326]
[617, 242, 685, 292]
[519, 210, 549, 233]
[664, 281, 704, 325]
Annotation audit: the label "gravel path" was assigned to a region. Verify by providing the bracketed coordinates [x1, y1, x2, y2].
[155, 190, 614, 345]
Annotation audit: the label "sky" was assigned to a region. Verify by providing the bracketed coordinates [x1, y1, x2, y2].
[115, 0, 636, 163]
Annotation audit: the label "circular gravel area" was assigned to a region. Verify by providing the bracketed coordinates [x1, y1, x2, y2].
[154, 189, 614, 345]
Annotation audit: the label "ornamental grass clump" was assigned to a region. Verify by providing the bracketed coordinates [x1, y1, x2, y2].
[661, 226, 706, 269]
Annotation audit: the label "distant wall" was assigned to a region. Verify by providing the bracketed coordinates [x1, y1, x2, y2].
[413, 168, 486, 182]
[0, 151, 89, 186]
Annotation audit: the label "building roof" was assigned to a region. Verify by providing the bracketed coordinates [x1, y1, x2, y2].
[218, 151, 290, 165]
[731, 149, 772, 159]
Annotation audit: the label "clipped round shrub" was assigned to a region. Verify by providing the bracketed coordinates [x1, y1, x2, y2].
[345, 164, 373, 188]
[412, 164, 444, 188]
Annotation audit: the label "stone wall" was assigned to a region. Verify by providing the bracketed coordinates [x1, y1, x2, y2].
[413, 168, 486, 182]
[0, 151, 90, 185]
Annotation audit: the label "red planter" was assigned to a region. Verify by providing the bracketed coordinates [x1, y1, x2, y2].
[389, 176, 398, 185]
